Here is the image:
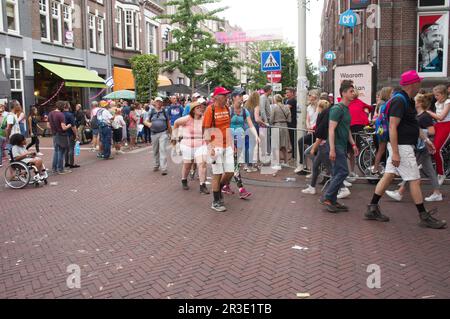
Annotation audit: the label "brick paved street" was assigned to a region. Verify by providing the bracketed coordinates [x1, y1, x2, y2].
[0, 138, 449, 299]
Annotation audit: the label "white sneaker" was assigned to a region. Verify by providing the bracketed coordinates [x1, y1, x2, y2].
[36, 152, 44, 156]
[306, 173, 313, 179]
[302, 185, 316, 195]
[272, 165, 282, 171]
[425, 193, 443, 202]
[438, 175, 446, 186]
[346, 172, 358, 183]
[337, 187, 351, 199]
[294, 165, 304, 174]
[385, 190, 403, 202]
[343, 180, 353, 188]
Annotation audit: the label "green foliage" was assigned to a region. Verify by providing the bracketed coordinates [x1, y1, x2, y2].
[200, 44, 242, 89]
[129, 54, 160, 103]
[158, 0, 228, 90]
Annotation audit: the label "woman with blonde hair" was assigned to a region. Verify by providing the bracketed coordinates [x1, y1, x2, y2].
[270, 94, 291, 170]
[246, 91, 265, 169]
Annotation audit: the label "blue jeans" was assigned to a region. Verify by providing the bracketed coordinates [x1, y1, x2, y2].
[52, 136, 66, 172]
[323, 146, 349, 203]
[100, 125, 112, 158]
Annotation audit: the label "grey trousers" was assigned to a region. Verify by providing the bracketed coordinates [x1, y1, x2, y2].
[417, 148, 440, 189]
[152, 131, 169, 171]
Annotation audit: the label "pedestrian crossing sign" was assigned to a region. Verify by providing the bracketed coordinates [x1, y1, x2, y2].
[261, 50, 282, 72]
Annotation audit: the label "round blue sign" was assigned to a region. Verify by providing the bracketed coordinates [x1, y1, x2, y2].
[324, 51, 336, 61]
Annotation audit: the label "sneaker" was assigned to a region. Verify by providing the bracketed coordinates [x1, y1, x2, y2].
[302, 185, 316, 195]
[347, 172, 358, 183]
[36, 152, 44, 156]
[305, 173, 313, 179]
[294, 165, 304, 174]
[386, 190, 403, 202]
[222, 184, 235, 195]
[58, 170, 72, 175]
[239, 188, 252, 199]
[200, 184, 210, 195]
[247, 166, 258, 173]
[319, 198, 339, 213]
[419, 209, 447, 229]
[337, 187, 351, 199]
[425, 193, 443, 202]
[211, 201, 227, 212]
[182, 180, 189, 191]
[365, 204, 390, 222]
[272, 165, 282, 170]
[69, 165, 80, 168]
[438, 175, 446, 186]
[343, 180, 353, 188]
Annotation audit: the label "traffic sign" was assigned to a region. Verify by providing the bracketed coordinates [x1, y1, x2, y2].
[267, 71, 282, 83]
[269, 83, 282, 92]
[261, 50, 282, 72]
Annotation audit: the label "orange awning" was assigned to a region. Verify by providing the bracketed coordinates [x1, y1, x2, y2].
[113, 67, 135, 91]
[113, 67, 172, 91]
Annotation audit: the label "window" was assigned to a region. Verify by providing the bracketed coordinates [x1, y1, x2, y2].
[135, 12, 140, 51]
[39, 0, 51, 41]
[0, 4, 3, 32]
[125, 10, 134, 49]
[178, 77, 185, 85]
[63, 4, 73, 46]
[10, 59, 22, 91]
[89, 14, 96, 51]
[146, 22, 156, 54]
[51, 1, 62, 43]
[97, 17, 105, 53]
[418, 0, 447, 8]
[6, 0, 20, 34]
[115, 7, 123, 48]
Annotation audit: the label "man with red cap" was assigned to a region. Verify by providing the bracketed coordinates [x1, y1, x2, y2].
[365, 70, 447, 229]
[203, 87, 235, 212]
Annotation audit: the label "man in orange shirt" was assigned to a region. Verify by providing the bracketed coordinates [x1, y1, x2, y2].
[203, 87, 235, 212]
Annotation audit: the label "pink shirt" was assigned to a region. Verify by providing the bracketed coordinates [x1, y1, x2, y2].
[181, 117, 205, 148]
[349, 98, 373, 127]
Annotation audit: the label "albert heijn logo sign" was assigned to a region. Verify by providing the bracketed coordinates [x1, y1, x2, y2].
[339, 9, 358, 28]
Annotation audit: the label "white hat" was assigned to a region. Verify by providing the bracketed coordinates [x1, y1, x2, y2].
[197, 97, 206, 104]
[193, 92, 201, 98]
[154, 97, 163, 102]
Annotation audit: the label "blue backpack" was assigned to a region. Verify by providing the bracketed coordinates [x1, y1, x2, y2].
[375, 93, 408, 142]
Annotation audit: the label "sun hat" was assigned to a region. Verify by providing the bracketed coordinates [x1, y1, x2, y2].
[400, 70, 424, 86]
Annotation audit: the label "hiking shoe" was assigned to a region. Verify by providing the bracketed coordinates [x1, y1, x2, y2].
[425, 193, 443, 202]
[222, 184, 235, 195]
[386, 190, 403, 202]
[419, 209, 447, 229]
[319, 198, 339, 213]
[365, 204, 390, 222]
[239, 188, 252, 199]
[182, 179, 189, 191]
[302, 185, 316, 195]
[211, 201, 227, 212]
[200, 184, 210, 195]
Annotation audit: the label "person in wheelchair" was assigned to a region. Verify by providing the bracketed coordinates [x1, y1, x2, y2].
[9, 133, 48, 180]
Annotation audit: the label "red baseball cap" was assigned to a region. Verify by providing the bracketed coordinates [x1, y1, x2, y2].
[213, 87, 231, 97]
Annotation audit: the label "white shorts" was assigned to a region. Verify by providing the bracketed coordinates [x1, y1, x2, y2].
[385, 144, 421, 181]
[210, 146, 234, 175]
[180, 144, 207, 162]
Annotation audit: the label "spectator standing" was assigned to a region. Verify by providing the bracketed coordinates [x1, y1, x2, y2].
[63, 102, 80, 168]
[168, 96, 184, 128]
[75, 104, 88, 144]
[285, 87, 297, 155]
[270, 94, 291, 170]
[26, 106, 43, 156]
[112, 107, 126, 155]
[97, 102, 114, 160]
[48, 101, 73, 174]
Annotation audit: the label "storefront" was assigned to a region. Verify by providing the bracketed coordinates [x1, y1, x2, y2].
[34, 61, 107, 115]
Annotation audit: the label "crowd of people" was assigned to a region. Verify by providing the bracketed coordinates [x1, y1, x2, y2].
[0, 69, 448, 228]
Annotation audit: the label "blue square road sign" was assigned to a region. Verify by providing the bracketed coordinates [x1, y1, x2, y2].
[261, 50, 282, 72]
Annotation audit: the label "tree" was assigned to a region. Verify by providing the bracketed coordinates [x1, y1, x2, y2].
[158, 0, 228, 93]
[199, 44, 242, 89]
[129, 54, 160, 103]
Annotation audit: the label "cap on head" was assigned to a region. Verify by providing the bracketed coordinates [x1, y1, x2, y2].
[213, 87, 231, 97]
[197, 97, 207, 105]
[231, 88, 246, 98]
[193, 92, 201, 99]
[400, 70, 424, 86]
[154, 97, 163, 102]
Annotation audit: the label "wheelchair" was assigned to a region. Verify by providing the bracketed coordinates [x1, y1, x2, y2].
[4, 149, 48, 189]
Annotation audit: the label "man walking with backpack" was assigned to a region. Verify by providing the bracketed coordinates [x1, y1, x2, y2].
[144, 97, 171, 175]
[365, 70, 447, 229]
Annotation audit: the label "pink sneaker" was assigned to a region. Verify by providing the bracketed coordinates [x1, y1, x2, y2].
[239, 188, 252, 199]
[222, 184, 235, 195]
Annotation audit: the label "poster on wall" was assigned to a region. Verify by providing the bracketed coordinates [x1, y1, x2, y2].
[417, 12, 449, 77]
[350, 0, 370, 10]
[334, 64, 373, 106]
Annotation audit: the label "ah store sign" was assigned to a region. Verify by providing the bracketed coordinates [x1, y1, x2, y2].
[339, 9, 358, 28]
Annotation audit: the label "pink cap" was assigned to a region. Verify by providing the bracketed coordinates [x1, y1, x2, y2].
[213, 87, 231, 97]
[400, 70, 424, 86]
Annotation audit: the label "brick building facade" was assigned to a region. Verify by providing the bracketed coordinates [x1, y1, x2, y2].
[321, 0, 450, 101]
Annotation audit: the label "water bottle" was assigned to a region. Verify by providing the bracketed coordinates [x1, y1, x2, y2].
[75, 141, 81, 156]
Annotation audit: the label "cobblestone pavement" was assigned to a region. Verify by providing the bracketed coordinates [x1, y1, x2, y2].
[0, 138, 449, 299]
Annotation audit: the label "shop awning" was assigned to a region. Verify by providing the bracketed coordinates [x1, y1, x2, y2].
[37, 62, 107, 88]
[113, 66, 172, 91]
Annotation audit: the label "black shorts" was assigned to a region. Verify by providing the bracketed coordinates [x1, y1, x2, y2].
[348, 125, 365, 152]
[113, 128, 123, 143]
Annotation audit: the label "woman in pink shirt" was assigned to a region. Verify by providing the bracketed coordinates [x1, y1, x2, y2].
[348, 91, 373, 179]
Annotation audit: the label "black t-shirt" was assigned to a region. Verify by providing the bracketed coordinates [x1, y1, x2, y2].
[315, 108, 330, 141]
[388, 91, 419, 145]
[417, 112, 434, 130]
[286, 98, 297, 127]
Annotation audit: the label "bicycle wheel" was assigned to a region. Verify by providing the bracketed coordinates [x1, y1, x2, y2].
[442, 141, 450, 178]
[4, 162, 31, 189]
[358, 145, 375, 176]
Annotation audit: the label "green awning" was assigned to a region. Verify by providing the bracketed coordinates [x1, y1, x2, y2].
[38, 62, 107, 88]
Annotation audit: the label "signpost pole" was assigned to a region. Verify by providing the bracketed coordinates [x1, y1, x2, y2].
[296, 0, 308, 170]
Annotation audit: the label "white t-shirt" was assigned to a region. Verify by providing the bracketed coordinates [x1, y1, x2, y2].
[12, 145, 31, 163]
[100, 109, 113, 126]
[7, 113, 21, 137]
[307, 105, 318, 128]
[112, 115, 125, 129]
[435, 99, 450, 122]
